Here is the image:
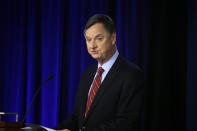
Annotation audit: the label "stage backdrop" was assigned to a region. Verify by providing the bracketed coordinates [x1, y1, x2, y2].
[0, 0, 188, 131]
[187, 0, 197, 130]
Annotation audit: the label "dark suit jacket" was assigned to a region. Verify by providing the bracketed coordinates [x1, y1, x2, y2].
[55, 55, 144, 131]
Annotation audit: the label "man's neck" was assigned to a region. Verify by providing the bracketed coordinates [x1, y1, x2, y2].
[98, 48, 116, 66]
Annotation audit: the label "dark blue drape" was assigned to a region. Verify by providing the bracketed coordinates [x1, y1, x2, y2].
[0, 0, 149, 128]
[187, 0, 197, 130]
[2, 0, 195, 130]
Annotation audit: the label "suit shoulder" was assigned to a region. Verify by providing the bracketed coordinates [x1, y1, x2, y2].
[116, 55, 144, 91]
[120, 56, 143, 74]
[81, 64, 97, 78]
[117, 56, 144, 83]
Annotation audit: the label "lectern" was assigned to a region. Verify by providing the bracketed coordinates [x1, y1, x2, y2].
[0, 112, 24, 130]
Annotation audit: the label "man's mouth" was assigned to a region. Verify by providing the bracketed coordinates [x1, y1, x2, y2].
[91, 51, 99, 54]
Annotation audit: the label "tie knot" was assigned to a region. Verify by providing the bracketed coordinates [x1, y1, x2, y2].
[98, 67, 104, 75]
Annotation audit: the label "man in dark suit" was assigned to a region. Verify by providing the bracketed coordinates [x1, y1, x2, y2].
[55, 14, 144, 131]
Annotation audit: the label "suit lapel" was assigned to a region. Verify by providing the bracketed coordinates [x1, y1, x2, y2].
[84, 55, 122, 121]
[79, 65, 97, 123]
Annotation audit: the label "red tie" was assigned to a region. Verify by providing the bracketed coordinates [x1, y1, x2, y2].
[85, 67, 104, 117]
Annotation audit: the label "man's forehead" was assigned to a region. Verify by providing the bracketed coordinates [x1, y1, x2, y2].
[85, 33, 103, 38]
[85, 23, 107, 36]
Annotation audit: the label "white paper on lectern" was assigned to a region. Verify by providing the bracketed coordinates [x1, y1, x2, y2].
[41, 125, 56, 131]
[21, 126, 56, 131]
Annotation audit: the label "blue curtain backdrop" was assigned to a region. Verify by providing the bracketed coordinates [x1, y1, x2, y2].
[0, 0, 150, 128]
[187, 0, 197, 130]
[0, 0, 191, 130]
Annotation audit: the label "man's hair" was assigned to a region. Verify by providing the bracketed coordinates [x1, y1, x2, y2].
[84, 14, 116, 35]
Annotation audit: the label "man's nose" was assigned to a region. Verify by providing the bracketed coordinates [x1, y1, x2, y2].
[90, 41, 97, 48]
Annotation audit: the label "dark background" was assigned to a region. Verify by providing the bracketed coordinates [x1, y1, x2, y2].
[0, 0, 196, 131]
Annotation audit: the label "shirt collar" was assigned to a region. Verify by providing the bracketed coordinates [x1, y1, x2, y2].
[98, 50, 119, 72]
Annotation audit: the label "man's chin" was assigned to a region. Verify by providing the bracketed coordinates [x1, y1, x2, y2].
[91, 55, 100, 60]
[92, 57, 100, 61]
[92, 56, 105, 63]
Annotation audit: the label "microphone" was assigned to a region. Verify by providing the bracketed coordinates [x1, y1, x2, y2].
[22, 75, 54, 122]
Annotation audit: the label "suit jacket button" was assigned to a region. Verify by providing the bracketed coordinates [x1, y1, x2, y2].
[82, 126, 86, 130]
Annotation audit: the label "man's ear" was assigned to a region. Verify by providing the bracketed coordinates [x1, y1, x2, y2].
[111, 32, 116, 45]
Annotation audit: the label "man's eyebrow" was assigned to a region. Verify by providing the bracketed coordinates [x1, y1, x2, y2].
[85, 34, 104, 39]
[85, 35, 92, 40]
[94, 34, 104, 38]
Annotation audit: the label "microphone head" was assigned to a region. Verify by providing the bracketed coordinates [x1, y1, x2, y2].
[47, 75, 54, 80]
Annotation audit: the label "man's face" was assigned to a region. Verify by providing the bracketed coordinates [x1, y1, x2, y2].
[85, 23, 116, 64]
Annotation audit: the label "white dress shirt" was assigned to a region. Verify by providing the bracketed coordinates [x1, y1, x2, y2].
[88, 50, 119, 95]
